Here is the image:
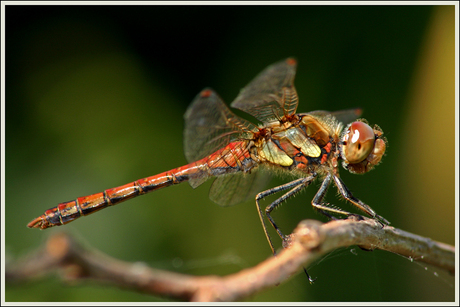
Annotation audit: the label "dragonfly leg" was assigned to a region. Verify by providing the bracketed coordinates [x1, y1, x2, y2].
[303, 267, 317, 284]
[333, 175, 390, 225]
[256, 175, 316, 255]
[311, 173, 353, 218]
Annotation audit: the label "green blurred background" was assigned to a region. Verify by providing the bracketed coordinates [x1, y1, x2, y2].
[4, 4, 455, 302]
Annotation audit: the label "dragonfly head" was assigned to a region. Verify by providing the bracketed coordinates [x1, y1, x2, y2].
[340, 120, 386, 174]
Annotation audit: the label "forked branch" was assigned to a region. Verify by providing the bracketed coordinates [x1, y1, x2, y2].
[6, 218, 455, 302]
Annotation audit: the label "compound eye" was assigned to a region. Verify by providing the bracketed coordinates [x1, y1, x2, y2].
[342, 121, 375, 164]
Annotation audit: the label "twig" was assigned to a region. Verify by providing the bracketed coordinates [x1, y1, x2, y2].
[6, 218, 455, 302]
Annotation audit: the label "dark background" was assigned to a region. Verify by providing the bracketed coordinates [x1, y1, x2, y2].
[5, 4, 455, 302]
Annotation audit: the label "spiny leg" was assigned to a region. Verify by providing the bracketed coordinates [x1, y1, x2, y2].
[256, 175, 316, 255]
[333, 175, 390, 225]
[311, 173, 354, 219]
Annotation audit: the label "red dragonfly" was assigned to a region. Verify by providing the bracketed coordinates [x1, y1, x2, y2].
[28, 58, 389, 254]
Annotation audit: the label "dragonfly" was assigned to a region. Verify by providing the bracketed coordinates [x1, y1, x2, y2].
[28, 58, 389, 254]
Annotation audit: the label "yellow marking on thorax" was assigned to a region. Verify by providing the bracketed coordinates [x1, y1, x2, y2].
[258, 140, 293, 166]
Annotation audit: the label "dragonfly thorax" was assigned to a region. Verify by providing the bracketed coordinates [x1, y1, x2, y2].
[251, 114, 341, 174]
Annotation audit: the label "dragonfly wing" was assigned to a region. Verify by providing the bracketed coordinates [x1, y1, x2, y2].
[308, 108, 363, 125]
[231, 58, 298, 123]
[209, 168, 271, 207]
[184, 88, 258, 163]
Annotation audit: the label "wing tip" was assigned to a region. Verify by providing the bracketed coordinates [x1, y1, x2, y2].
[286, 57, 297, 66]
[199, 88, 214, 98]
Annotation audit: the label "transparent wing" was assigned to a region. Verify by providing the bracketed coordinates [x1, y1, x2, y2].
[231, 58, 299, 123]
[330, 108, 362, 124]
[307, 108, 362, 125]
[184, 88, 258, 163]
[209, 168, 271, 207]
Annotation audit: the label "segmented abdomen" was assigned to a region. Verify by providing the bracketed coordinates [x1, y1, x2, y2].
[27, 141, 251, 229]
